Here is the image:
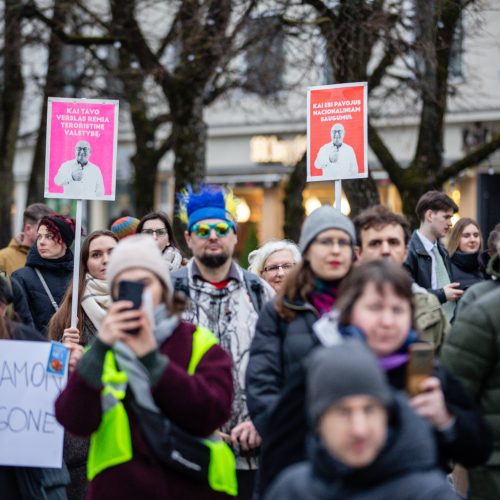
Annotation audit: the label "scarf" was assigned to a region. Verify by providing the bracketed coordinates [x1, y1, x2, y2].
[338, 325, 419, 371]
[113, 304, 180, 412]
[81, 274, 111, 330]
[308, 279, 340, 315]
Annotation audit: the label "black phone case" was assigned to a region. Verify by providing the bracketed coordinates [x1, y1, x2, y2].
[117, 280, 144, 334]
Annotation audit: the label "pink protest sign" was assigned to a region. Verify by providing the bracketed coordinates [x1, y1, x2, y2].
[44, 98, 118, 200]
[307, 82, 368, 182]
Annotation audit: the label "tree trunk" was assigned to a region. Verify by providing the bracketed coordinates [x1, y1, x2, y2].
[27, 0, 67, 205]
[342, 175, 380, 217]
[0, 0, 24, 245]
[171, 96, 207, 249]
[283, 153, 306, 241]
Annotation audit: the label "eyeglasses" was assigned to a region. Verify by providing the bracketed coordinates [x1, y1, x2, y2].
[263, 263, 295, 274]
[142, 228, 168, 237]
[191, 222, 233, 238]
[313, 237, 351, 249]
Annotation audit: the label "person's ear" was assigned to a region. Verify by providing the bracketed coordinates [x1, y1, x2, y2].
[354, 245, 362, 261]
[424, 209, 434, 223]
[184, 230, 192, 249]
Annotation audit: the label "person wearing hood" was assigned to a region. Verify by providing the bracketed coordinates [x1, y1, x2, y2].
[332, 260, 492, 472]
[54, 235, 234, 499]
[11, 214, 75, 334]
[266, 343, 458, 500]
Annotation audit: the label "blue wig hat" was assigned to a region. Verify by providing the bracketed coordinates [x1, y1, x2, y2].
[177, 185, 239, 231]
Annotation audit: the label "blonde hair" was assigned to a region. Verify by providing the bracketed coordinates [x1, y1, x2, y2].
[447, 218, 483, 257]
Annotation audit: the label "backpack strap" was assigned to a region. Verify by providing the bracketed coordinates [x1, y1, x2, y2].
[242, 269, 265, 313]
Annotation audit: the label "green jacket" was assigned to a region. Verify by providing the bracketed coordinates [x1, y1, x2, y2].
[440, 286, 500, 498]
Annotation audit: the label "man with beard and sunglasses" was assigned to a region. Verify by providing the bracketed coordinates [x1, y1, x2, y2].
[171, 185, 274, 500]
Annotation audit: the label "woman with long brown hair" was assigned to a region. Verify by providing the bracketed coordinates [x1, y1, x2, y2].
[446, 217, 485, 292]
[48, 230, 118, 346]
[245, 206, 356, 494]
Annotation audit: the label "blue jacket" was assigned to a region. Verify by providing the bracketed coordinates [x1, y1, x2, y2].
[404, 231, 451, 304]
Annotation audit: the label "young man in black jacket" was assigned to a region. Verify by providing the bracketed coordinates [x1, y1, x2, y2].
[404, 190, 462, 321]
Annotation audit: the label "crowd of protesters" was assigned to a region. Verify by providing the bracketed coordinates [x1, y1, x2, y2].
[0, 187, 499, 500]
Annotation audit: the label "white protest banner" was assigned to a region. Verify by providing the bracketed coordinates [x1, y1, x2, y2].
[0, 340, 68, 468]
[307, 82, 368, 183]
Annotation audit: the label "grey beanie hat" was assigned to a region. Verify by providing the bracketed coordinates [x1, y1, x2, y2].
[107, 235, 173, 298]
[299, 205, 356, 253]
[306, 342, 393, 424]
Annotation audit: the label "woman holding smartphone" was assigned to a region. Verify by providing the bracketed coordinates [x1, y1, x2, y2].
[333, 260, 491, 470]
[55, 236, 234, 499]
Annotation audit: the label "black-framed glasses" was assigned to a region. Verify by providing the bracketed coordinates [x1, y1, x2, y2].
[191, 222, 233, 239]
[263, 263, 295, 274]
[313, 237, 351, 249]
[142, 228, 168, 237]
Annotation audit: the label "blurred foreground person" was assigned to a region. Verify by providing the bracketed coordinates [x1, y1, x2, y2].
[333, 260, 492, 470]
[0, 277, 70, 498]
[55, 236, 235, 499]
[248, 240, 301, 292]
[441, 237, 500, 499]
[12, 214, 75, 334]
[266, 343, 458, 500]
[447, 218, 485, 292]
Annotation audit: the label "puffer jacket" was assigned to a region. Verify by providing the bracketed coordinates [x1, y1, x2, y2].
[449, 251, 485, 291]
[11, 245, 73, 334]
[455, 253, 499, 318]
[265, 393, 458, 500]
[440, 285, 500, 499]
[246, 297, 320, 438]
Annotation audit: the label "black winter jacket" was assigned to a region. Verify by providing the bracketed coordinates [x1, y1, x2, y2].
[11, 245, 73, 334]
[449, 251, 485, 291]
[404, 231, 452, 304]
[265, 393, 458, 500]
[246, 297, 320, 438]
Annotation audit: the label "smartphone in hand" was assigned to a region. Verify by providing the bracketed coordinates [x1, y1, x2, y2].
[406, 344, 434, 397]
[117, 280, 145, 335]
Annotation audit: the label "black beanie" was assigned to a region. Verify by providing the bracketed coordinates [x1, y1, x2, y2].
[39, 214, 76, 247]
[306, 342, 393, 424]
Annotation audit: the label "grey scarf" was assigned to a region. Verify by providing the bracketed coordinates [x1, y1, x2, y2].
[112, 304, 179, 412]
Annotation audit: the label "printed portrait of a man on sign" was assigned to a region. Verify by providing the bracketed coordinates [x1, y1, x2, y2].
[44, 98, 118, 201]
[307, 82, 368, 182]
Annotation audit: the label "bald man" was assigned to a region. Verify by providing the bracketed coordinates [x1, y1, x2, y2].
[54, 140, 105, 198]
[314, 123, 358, 179]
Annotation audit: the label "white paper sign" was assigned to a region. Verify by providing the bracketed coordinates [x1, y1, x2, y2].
[0, 340, 68, 468]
